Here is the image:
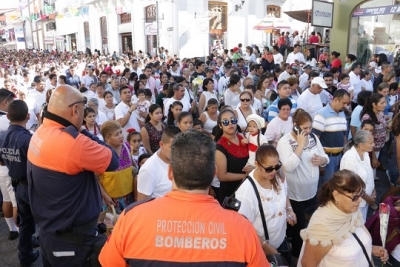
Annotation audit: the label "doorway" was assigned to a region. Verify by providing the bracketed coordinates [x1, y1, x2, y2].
[121, 34, 132, 53]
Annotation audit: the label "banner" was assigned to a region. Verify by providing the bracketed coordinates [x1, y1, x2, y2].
[353, 5, 400, 17]
[312, 0, 333, 28]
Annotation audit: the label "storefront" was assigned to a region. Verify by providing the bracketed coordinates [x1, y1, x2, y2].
[331, 0, 400, 64]
[349, 0, 400, 65]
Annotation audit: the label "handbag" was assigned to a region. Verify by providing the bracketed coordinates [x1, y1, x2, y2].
[246, 176, 291, 266]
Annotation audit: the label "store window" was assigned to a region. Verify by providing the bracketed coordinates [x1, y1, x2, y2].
[350, 0, 400, 66]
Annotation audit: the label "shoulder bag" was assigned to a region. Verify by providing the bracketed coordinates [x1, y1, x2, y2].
[246, 176, 291, 266]
[352, 233, 374, 267]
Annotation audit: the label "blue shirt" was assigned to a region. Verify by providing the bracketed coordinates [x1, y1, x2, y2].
[267, 96, 297, 122]
[312, 104, 347, 153]
[0, 124, 32, 181]
[384, 95, 391, 115]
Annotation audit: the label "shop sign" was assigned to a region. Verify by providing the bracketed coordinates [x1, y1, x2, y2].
[312, 0, 333, 28]
[144, 23, 157, 36]
[353, 5, 400, 17]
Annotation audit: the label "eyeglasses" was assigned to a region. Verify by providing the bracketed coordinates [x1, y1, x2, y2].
[240, 98, 251, 102]
[68, 97, 87, 107]
[220, 118, 238, 126]
[257, 161, 282, 173]
[338, 190, 365, 202]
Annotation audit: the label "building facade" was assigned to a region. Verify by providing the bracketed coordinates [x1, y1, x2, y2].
[42, 0, 291, 58]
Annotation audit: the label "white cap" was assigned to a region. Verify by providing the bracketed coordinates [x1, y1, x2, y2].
[311, 77, 327, 88]
[246, 114, 265, 129]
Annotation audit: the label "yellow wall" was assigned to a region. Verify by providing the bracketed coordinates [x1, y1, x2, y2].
[331, 0, 369, 61]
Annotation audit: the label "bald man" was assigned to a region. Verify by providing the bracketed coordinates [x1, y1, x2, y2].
[27, 85, 119, 267]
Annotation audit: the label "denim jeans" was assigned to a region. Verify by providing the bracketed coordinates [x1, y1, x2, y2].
[318, 154, 342, 188]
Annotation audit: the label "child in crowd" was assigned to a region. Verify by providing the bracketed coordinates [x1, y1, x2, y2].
[83, 107, 103, 140]
[136, 89, 151, 127]
[144, 88, 155, 104]
[337, 73, 354, 100]
[241, 114, 268, 166]
[126, 129, 147, 171]
[138, 153, 152, 168]
[193, 119, 204, 132]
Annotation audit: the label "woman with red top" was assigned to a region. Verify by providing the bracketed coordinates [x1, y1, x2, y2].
[215, 109, 253, 204]
[330, 51, 342, 69]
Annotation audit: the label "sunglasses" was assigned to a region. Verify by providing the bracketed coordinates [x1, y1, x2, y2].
[338, 190, 365, 202]
[258, 161, 282, 173]
[220, 118, 238, 126]
[68, 96, 87, 107]
[240, 98, 251, 102]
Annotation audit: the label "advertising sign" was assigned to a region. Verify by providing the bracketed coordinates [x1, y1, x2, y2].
[312, 0, 334, 28]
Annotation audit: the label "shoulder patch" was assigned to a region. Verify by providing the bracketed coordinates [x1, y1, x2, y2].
[124, 198, 155, 215]
[62, 126, 79, 139]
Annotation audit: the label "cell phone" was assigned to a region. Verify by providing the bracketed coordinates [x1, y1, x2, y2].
[293, 126, 302, 135]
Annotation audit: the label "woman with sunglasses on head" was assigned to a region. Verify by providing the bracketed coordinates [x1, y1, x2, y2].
[236, 145, 296, 262]
[276, 108, 328, 259]
[340, 130, 376, 221]
[299, 170, 388, 267]
[215, 109, 252, 204]
[233, 91, 256, 132]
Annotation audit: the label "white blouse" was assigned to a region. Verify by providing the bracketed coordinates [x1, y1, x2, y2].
[277, 133, 329, 201]
[298, 226, 373, 267]
[340, 146, 374, 208]
[236, 171, 287, 249]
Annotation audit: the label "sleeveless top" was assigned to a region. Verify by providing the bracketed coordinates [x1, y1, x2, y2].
[144, 121, 166, 153]
[202, 91, 219, 112]
[235, 106, 256, 130]
[203, 112, 218, 133]
[216, 134, 249, 204]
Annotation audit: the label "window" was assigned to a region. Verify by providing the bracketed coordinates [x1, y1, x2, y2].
[120, 13, 131, 24]
[267, 5, 281, 18]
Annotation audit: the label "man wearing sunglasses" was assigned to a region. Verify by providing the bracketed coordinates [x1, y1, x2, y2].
[27, 85, 119, 267]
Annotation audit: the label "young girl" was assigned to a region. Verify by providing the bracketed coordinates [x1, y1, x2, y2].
[166, 101, 183, 126]
[241, 114, 268, 166]
[176, 112, 193, 132]
[127, 129, 147, 170]
[83, 107, 103, 140]
[337, 73, 354, 99]
[136, 89, 151, 127]
[101, 91, 116, 121]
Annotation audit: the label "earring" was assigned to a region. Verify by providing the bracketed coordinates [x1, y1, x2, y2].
[334, 200, 338, 204]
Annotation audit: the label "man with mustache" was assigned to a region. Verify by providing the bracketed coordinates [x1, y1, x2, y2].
[312, 89, 351, 188]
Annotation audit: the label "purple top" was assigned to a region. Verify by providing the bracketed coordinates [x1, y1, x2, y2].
[116, 142, 132, 171]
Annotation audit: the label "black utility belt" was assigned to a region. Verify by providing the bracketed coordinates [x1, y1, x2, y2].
[11, 178, 28, 187]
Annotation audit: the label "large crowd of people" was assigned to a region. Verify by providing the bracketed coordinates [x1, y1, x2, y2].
[0, 43, 398, 266]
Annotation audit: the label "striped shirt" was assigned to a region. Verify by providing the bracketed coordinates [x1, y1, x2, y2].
[267, 96, 297, 122]
[312, 104, 347, 154]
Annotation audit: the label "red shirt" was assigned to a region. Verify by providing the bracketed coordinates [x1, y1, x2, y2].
[309, 35, 319, 43]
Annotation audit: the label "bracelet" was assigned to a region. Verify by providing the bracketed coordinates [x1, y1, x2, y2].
[286, 206, 293, 210]
[262, 240, 270, 246]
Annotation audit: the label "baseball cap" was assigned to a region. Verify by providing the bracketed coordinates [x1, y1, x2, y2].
[233, 47, 239, 52]
[0, 88, 16, 99]
[86, 64, 94, 70]
[302, 64, 312, 71]
[290, 63, 298, 70]
[311, 77, 327, 88]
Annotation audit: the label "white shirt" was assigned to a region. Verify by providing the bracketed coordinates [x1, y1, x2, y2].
[25, 97, 41, 129]
[340, 146, 374, 208]
[115, 101, 141, 139]
[96, 111, 108, 125]
[298, 226, 372, 267]
[278, 71, 294, 83]
[299, 73, 309, 90]
[164, 97, 190, 116]
[169, 69, 181, 77]
[277, 132, 329, 201]
[265, 116, 293, 146]
[81, 75, 97, 89]
[224, 89, 240, 108]
[137, 151, 171, 198]
[28, 89, 47, 107]
[349, 71, 362, 103]
[297, 89, 323, 119]
[360, 78, 373, 92]
[286, 52, 305, 65]
[273, 53, 283, 65]
[236, 171, 287, 249]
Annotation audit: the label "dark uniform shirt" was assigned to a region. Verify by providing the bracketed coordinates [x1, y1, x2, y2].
[0, 125, 32, 181]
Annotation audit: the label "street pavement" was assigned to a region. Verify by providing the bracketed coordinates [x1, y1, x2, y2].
[0, 169, 394, 266]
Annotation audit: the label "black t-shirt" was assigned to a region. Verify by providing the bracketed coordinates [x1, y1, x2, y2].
[190, 72, 206, 83]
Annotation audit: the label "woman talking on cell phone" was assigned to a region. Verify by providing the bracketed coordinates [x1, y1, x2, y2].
[276, 109, 329, 260]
